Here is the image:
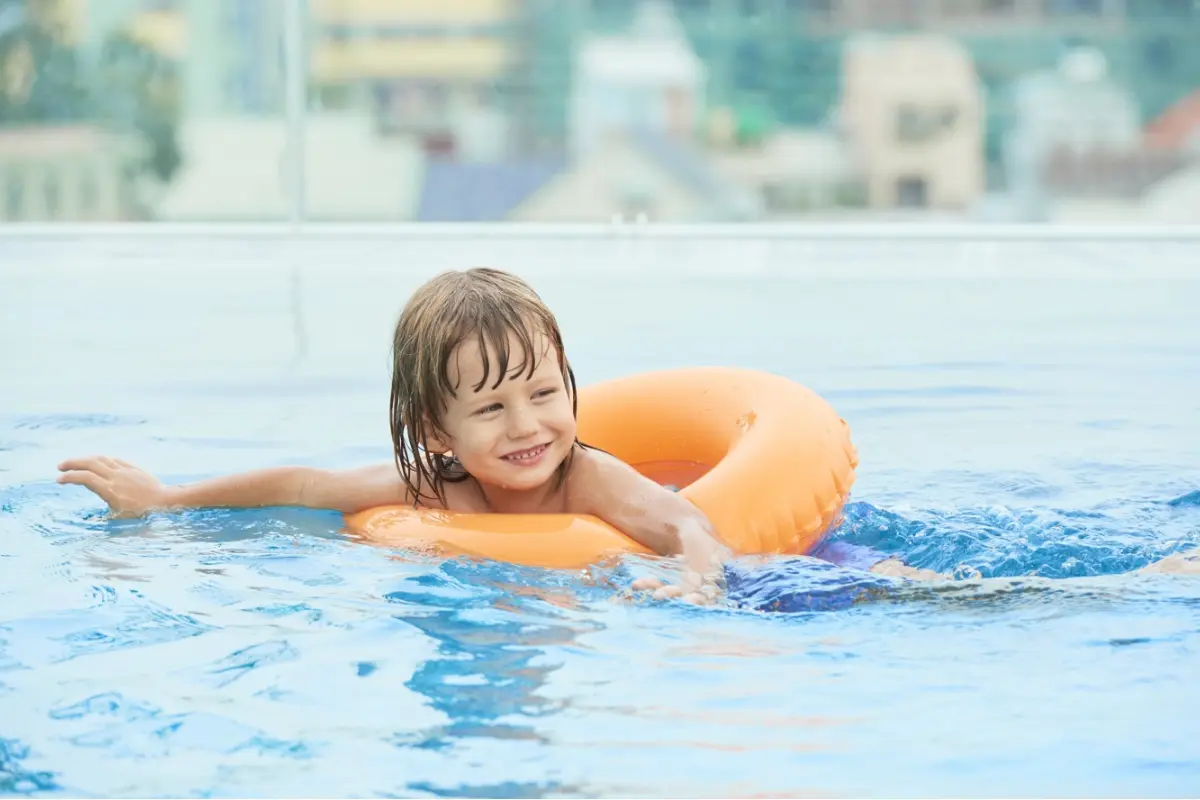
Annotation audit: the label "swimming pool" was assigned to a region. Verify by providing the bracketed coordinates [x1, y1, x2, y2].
[2, 229, 1199, 797]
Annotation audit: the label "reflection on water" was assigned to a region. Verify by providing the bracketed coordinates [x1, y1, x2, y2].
[385, 568, 599, 797]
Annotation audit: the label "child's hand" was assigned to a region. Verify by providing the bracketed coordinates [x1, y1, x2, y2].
[57, 456, 172, 518]
[630, 575, 708, 604]
[630, 534, 729, 605]
[629, 571, 724, 605]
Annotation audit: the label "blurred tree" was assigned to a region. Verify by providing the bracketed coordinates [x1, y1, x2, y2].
[0, 2, 182, 188]
[733, 100, 774, 147]
[96, 30, 182, 185]
[0, 20, 87, 123]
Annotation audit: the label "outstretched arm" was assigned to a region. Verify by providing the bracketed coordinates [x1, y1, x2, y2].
[57, 456, 414, 518]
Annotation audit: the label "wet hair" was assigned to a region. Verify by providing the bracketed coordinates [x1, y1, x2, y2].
[389, 267, 580, 506]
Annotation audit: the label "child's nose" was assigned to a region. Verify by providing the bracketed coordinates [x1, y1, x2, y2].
[507, 405, 539, 438]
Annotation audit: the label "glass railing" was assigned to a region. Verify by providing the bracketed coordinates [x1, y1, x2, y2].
[0, 0, 1197, 226]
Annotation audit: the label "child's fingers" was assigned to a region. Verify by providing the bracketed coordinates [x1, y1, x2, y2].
[56, 470, 112, 499]
[652, 584, 684, 601]
[57, 456, 113, 477]
[630, 576, 664, 592]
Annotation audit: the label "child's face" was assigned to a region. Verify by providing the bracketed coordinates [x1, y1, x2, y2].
[434, 330, 576, 494]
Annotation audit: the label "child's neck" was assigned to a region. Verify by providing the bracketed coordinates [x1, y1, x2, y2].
[475, 475, 566, 515]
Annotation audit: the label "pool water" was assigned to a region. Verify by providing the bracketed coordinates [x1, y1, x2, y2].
[2, 232, 1199, 797]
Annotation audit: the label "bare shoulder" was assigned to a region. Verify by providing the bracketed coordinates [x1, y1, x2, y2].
[565, 446, 711, 555]
[563, 446, 647, 511]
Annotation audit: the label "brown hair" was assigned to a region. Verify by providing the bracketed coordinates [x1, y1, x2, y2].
[389, 267, 579, 506]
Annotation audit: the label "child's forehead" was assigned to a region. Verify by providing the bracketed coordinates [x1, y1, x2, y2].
[447, 327, 558, 386]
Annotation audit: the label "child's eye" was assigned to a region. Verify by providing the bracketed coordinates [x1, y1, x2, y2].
[534, 388, 557, 399]
[475, 403, 502, 415]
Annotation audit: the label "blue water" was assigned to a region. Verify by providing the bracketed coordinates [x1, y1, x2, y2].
[2, 233, 1200, 797]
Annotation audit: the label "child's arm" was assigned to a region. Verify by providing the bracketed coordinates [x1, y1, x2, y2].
[56, 456, 414, 518]
[571, 450, 731, 602]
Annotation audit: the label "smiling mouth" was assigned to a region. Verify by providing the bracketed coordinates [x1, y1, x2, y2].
[502, 444, 548, 462]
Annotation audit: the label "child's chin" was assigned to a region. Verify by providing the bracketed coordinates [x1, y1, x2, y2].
[501, 466, 556, 490]
[494, 459, 561, 489]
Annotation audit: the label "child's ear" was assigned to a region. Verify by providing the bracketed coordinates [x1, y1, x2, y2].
[423, 418, 450, 454]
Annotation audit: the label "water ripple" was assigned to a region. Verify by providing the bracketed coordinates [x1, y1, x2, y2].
[11, 414, 147, 431]
[1, 589, 216, 667]
[0, 737, 60, 796]
[200, 640, 301, 688]
[1167, 489, 1200, 507]
[0, 479, 1197, 795]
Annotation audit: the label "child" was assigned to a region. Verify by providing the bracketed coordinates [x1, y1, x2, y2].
[56, 268, 1200, 595]
[56, 268, 730, 603]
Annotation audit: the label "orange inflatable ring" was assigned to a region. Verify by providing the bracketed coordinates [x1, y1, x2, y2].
[343, 367, 858, 570]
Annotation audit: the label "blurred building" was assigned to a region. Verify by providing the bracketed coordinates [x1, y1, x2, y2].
[1005, 46, 1133, 219]
[48, 0, 521, 137]
[1001, 45, 1200, 222]
[569, 0, 703, 159]
[509, 1, 756, 222]
[0, 124, 136, 220]
[83, 0, 285, 116]
[415, 157, 563, 221]
[840, 33, 985, 210]
[1144, 87, 1200, 155]
[510, 127, 759, 222]
[711, 128, 862, 217]
[516, 0, 1200, 177]
[310, 0, 518, 161]
[157, 111, 423, 221]
[1139, 160, 1200, 223]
